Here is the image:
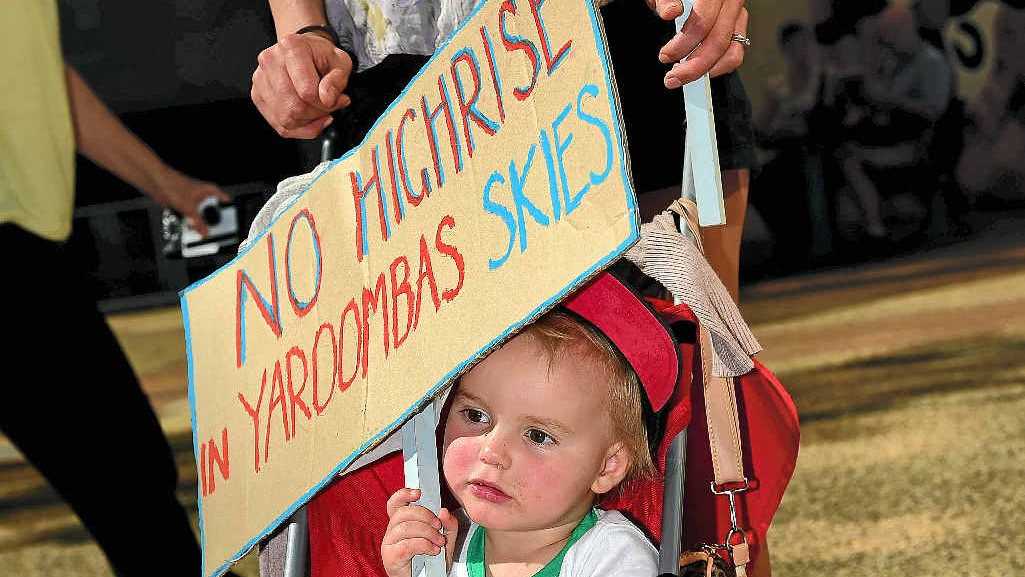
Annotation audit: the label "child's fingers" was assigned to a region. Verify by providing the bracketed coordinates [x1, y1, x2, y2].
[385, 488, 421, 517]
[382, 519, 447, 548]
[438, 507, 460, 568]
[438, 507, 459, 532]
[386, 503, 444, 531]
[383, 538, 443, 565]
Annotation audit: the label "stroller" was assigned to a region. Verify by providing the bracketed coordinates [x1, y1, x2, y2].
[249, 191, 801, 577]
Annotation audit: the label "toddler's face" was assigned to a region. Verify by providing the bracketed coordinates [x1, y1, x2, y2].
[442, 332, 627, 533]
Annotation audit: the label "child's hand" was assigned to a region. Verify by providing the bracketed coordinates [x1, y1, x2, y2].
[381, 488, 460, 577]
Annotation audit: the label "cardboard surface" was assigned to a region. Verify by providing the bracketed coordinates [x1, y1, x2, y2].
[181, 1, 637, 574]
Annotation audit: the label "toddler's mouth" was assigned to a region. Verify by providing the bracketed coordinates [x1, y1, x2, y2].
[467, 479, 511, 503]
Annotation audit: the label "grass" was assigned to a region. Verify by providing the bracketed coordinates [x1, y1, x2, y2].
[770, 337, 1025, 576]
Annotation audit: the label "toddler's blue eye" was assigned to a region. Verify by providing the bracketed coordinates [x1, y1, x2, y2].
[525, 428, 555, 446]
[461, 408, 490, 425]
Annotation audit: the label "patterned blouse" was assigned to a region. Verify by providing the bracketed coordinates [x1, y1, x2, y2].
[326, 0, 477, 72]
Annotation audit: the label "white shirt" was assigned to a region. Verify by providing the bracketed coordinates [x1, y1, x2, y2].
[449, 509, 658, 577]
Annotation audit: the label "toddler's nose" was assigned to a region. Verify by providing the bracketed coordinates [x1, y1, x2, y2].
[479, 433, 510, 470]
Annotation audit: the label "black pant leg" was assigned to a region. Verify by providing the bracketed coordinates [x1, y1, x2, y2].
[0, 223, 201, 576]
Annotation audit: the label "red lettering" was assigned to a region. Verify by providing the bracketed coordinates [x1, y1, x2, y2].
[312, 322, 338, 415]
[206, 428, 230, 495]
[237, 370, 268, 474]
[390, 256, 415, 349]
[264, 360, 290, 464]
[422, 76, 462, 182]
[397, 108, 431, 206]
[338, 298, 362, 392]
[481, 25, 506, 123]
[285, 209, 323, 317]
[385, 129, 405, 225]
[285, 346, 311, 437]
[528, 0, 572, 75]
[416, 235, 442, 319]
[500, 0, 541, 101]
[200, 441, 208, 497]
[435, 215, 465, 302]
[235, 235, 282, 368]
[350, 147, 385, 262]
[450, 50, 498, 159]
[361, 273, 391, 378]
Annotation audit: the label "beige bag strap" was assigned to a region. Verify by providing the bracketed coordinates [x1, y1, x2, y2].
[624, 199, 756, 575]
[699, 327, 751, 576]
[698, 328, 745, 485]
[678, 201, 752, 577]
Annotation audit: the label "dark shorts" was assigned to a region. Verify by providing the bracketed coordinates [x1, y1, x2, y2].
[331, 2, 755, 190]
[601, 0, 754, 193]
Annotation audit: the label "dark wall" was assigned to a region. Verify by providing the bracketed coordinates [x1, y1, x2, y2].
[59, 0, 275, 113]
[57, 1, 305, 204]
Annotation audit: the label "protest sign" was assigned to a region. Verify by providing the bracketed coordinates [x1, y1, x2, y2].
[182, 0, 638, 574]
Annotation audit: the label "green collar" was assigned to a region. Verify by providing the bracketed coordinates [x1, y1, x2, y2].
[466, 509, 599, 577]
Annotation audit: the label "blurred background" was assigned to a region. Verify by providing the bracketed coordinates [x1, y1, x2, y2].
[1, 0, 1022, 575]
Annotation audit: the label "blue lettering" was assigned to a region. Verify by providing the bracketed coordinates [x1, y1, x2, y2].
[482, 172, 516, 270]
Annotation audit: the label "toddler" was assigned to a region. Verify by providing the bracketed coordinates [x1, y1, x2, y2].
[380, 272, 678, 577]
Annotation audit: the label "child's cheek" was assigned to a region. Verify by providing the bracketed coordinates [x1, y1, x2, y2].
[519, 458, 569, 504]
[442, 436, 477, 485]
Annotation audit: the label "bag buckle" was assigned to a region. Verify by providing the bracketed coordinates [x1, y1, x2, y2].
[710, 480, 751, 577]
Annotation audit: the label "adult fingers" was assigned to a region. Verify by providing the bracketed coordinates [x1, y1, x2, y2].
[650, 0, 685, 20]
[252, 70, 332, 139]
[174, 192, 205, 236]
[279, 116, 334, 140]
[320, 67, 353, 111]
[658, 0, 728, 63]
[189, 181, 230, 204]
[253, 44, 330, 136]
[708, 7, 748, 78]
[280, 34, 331, 109]
[664, 0, 744, 88]
[210, 184, 232, 204]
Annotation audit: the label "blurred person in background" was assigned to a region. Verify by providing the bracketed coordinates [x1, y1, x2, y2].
[1, 2, 229, 575]
[838, 4, 952, 244]
[752, 21, 833, 271]
[957, 3, 1025, 205]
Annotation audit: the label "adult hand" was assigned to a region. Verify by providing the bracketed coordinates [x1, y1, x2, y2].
[153, 169, 231, 238]
[648, 0, 749, 88]
[251, 33, 354, 139]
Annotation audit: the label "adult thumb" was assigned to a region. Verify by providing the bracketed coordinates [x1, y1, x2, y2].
[319, 68, 351, 110]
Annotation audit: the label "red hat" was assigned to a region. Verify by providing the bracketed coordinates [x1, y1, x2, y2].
[561, 272, 679, 412]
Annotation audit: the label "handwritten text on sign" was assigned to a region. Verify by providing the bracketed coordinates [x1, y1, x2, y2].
[182, 1, 637, 575]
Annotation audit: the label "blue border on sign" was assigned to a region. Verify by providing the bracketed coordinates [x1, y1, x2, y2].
[180, 0, 638, 574]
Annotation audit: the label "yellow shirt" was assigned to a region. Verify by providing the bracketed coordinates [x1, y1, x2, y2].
[0, 1, 75, 242]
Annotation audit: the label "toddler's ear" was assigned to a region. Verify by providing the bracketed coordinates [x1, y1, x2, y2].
[591, 442, 631, 495]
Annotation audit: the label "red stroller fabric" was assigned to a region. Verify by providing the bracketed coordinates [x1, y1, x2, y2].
[599, 301, 800, 566]
[306, 300, 799, 577]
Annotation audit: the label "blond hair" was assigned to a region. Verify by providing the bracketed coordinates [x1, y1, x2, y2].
[521, 310, 656, 484]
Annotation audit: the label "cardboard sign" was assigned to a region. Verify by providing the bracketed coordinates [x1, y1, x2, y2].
[182, 0, 637, 574]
